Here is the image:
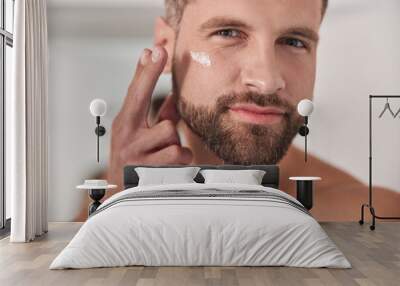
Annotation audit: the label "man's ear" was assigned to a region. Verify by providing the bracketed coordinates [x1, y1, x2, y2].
[154, 16, 176, 74]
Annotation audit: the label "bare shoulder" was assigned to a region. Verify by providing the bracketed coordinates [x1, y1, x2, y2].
[279, 146, 400, 221]
[279, 145, 363, 193]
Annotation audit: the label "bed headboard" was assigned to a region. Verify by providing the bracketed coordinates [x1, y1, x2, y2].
[123, 165, 280, 189]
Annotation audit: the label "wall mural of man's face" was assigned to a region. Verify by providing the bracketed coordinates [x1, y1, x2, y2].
[170, 0, 322, 164]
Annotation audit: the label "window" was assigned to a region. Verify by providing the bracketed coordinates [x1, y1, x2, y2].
[0, 0, 14, 234]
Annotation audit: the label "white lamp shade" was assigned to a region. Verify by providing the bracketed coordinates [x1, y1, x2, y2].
[90, 99, 107, 117]
[297, 99, 314, 117]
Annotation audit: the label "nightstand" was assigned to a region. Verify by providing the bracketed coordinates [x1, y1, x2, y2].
[77, 180, 117, 216]
[289, 177, 321, 210]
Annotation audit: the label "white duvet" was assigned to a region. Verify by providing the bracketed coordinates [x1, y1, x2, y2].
[50, 183, 351, 269]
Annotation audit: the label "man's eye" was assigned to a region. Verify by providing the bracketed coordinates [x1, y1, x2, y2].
[281, 38, 307, 49]
[214, 29, 243, 39]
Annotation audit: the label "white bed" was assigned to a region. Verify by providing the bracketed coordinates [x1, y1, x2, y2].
[50, 182, 351, 269]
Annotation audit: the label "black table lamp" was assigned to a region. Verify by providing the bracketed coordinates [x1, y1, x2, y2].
[89, 99, 107, 163]
[297, 99, 314, 162]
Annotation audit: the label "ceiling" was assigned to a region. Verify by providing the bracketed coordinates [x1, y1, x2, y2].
[47, 0, 163, 8]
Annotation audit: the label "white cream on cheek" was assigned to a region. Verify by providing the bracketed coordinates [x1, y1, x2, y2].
[190, 51, 212, 67]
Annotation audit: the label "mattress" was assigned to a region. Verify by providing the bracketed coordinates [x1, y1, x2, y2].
[50, 183, 351, 269]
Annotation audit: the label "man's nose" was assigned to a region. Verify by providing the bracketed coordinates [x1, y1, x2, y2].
[240, 48, 286, 94]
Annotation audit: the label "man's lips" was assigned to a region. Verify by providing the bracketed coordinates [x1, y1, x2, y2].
[229, 103, 285, 125]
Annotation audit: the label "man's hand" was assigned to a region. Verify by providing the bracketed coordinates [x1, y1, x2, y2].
[107, 46, 193, 190]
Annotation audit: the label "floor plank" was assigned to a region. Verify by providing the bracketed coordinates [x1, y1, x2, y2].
[0, 222, 399, 286]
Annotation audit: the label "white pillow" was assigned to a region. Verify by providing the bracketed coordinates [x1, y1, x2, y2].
[135, 167, 201, 186]
[200, 169, 266, 185]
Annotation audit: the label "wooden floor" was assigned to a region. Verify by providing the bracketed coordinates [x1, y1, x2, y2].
[0, 222, 399, 286]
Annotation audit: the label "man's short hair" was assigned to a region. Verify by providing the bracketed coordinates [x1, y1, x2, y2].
[165, 0, 329, 31]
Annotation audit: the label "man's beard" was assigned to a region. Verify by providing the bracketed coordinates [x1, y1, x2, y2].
[172, 68, 303, 165]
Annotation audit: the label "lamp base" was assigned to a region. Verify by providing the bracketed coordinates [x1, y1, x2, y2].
[299, 125, 309, 136]
[95, 126, 106, 136]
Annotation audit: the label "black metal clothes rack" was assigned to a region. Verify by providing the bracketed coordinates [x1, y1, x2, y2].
[359, 95, 400, 230]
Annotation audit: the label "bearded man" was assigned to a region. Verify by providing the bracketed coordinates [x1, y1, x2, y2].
[76, 0, 400, 221]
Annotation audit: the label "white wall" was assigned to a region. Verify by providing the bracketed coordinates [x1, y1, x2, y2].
[47, 0, 400, 221]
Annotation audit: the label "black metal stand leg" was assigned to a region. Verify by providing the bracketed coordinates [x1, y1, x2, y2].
[88, 189, 106, 216]
[359, 203, 368, 225]
[359, 204, 375, 230]
[370, 207, 376, 231]
[359, 202, 400, 231]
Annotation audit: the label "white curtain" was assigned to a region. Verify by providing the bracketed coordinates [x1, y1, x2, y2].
[8, 0, 49, 242]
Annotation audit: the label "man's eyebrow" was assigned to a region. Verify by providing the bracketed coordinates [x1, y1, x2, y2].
[282, 27, 320, 43]
[199, 16, 253, 31]
[198, 16, 320, 43]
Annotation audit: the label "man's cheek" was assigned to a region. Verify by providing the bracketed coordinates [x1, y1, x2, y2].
[181, 52, 226, 105]
[190, 51, 212, 67]
[281, 59, 316, 100]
